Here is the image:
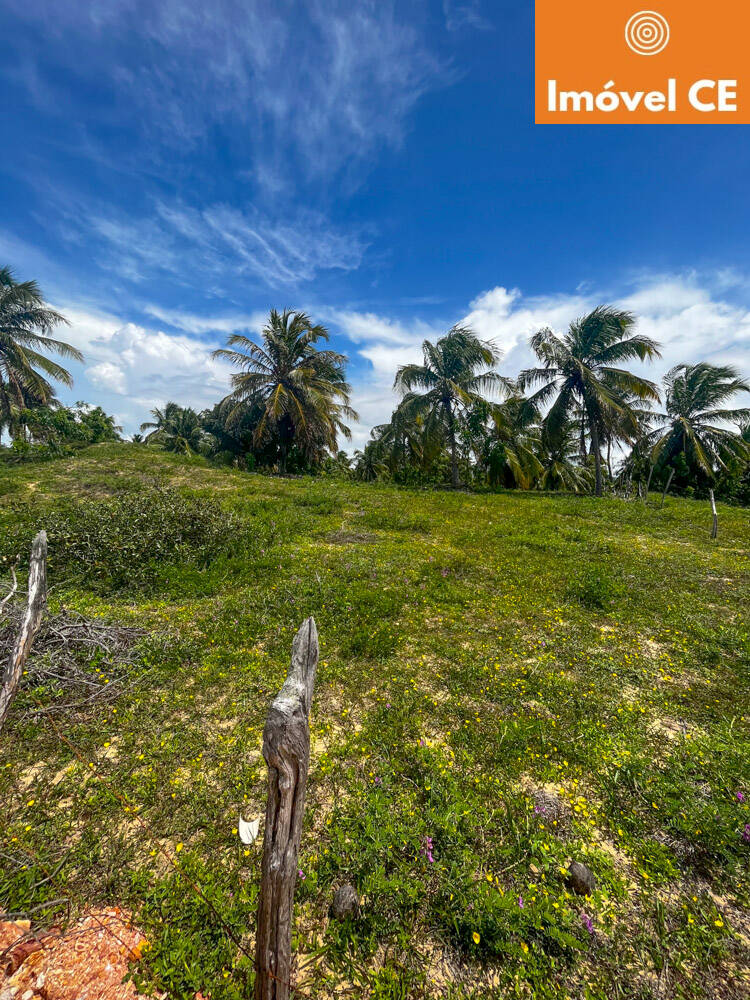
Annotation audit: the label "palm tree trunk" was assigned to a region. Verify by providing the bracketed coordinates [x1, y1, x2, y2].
[660, 468, 674, 507]
[278, 441, 288, 475]
[589, 417, 603, 497]
[606, 438, 612, 478]
[709, 489, 718, 539]
[643, 464, 653, 504]
[445, 399, 460, 489]
[579, 412, 587, 462]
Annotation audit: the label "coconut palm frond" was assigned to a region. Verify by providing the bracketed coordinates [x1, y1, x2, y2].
[0, 267, 80, 436]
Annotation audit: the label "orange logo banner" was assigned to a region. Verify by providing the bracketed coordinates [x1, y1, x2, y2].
[535, 0, 750, 123]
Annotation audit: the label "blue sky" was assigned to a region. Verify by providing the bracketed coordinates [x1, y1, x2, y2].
[2, 0, 749, 446]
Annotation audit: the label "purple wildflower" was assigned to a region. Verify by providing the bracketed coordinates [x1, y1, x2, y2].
[580, 912, 594, 935]
[518, 895, 524, 909]
[743, 824, 750, 843]
[736, 791, 745, 803]
[297, 869, 305, 880]
[374, 776, 382, 786]
[420, 836, 435, 864]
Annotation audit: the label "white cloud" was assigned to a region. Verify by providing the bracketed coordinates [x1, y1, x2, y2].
[336, 273, 750, 451]
[87, 361, 127, 395]
[330, 309, 436, 351]
[53, 305, 234, 435]
[327, 308, 441, 449]
[36, 271, 750, 450]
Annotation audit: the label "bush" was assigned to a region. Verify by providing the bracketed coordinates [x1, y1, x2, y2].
[568, 564, 624, 610]
[0, 438, 73, 464]
[45, 488, 238, 591]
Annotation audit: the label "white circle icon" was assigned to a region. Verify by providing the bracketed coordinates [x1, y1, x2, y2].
[625, 11, 670, 55]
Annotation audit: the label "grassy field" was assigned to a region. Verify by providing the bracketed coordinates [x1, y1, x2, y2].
[1, 443, 748, 999]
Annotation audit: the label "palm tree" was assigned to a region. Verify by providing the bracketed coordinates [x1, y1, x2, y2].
[463, 394, 542, 489]
[213, 309, 357, 472]
[518, 306, 661, 496]
[538, 418, 593, 493]
[140, 401, 205, 454]
[331, 449, 352, 472]
[352, 443, 389, 482]
[140, 401, 180, 441]
[0, 266, 83, 437]
[649, 363, 750, 481]
[600, 390, 655, 480]
[393, 326, 505, 488]
[370, 402, 425, 478]
[490, 392, 543, 490]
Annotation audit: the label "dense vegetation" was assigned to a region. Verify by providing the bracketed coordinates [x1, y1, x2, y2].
[1, 445, 748, 999]
[2, 266, 748, 504]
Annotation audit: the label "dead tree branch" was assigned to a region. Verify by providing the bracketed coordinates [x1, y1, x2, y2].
[0, 532, 47, 733]
[0, 561, 18, 615]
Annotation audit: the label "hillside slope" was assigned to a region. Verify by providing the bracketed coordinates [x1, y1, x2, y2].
[1, 444, 748, 999]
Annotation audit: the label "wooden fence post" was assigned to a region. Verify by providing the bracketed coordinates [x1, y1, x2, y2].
[660, 468, 674, 508]
[0, 531, 47, 733]
[255, 617, 319, 1000]
[709, 489, 718, 540]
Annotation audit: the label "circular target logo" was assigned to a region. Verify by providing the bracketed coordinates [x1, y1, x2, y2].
[625, 11, 670, 55]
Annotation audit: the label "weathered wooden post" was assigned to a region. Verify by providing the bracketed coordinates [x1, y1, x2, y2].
[660, 468, 674, 508]
[0, 531, 47, 733]
[709, 489, 718, 540]
[255, 617, 319, 1000]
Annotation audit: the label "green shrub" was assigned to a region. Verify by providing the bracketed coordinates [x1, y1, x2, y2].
[568, 564, 624, 610]
[44, 488, 239, 590]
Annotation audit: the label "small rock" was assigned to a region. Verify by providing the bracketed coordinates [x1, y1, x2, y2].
[566, 861, 596, 896]
[330, 884, 360, 920]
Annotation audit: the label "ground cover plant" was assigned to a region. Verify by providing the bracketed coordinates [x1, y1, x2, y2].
[1, 443, 748, 999]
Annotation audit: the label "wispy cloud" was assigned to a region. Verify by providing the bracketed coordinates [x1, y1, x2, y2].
[4, 0, 447, 184]
[442, 0, 492, 32]
[142, 305, 267, 337]
[59, 200, 368, 290]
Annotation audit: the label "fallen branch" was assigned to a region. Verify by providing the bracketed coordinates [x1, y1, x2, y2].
[0, 609, 146, 715]
[0, 561, 18, 614]
[0, 532, 47, 733]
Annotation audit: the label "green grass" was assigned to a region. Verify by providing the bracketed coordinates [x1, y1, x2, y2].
[1, 443, 748, 999]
